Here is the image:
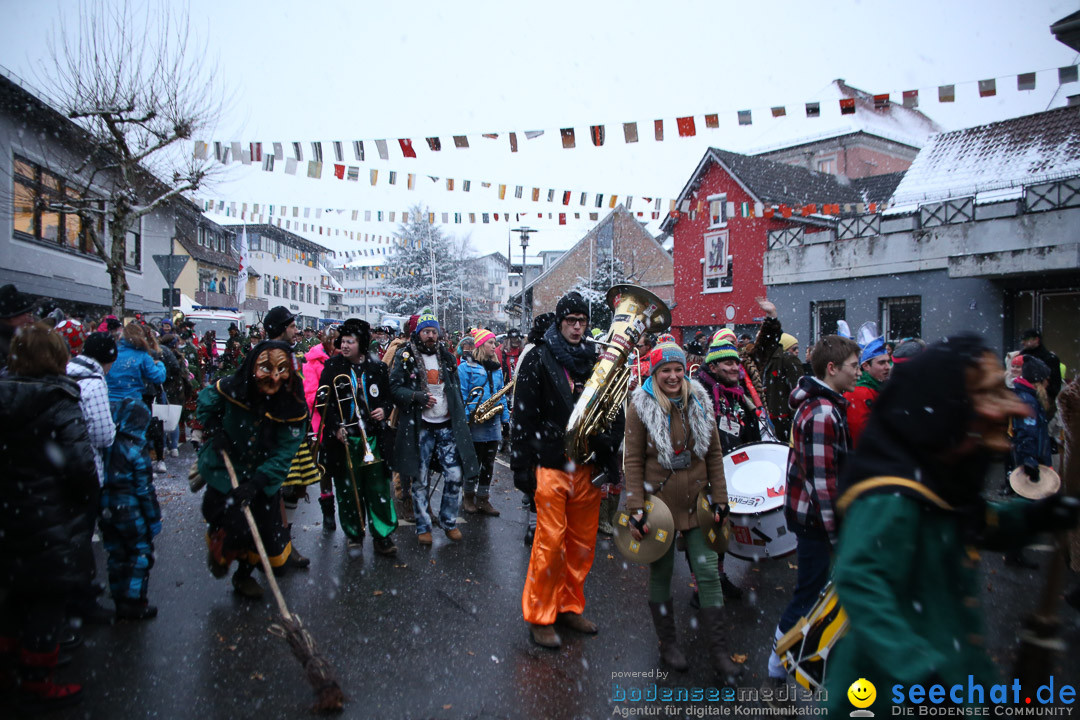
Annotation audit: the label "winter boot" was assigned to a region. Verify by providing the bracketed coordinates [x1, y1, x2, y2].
[597, 496, 615, 536]
[719, 573, 744, 601]
[17, 646, 83, 714]
[648, 600, 689, 671]
[462, 492, 478, 514]
[476, 496, 500, 517]
[700, 606, 743, 683]
[319, 493, 336, 532]
[115, 599, 158, 621]
[232, 563, 264, 599]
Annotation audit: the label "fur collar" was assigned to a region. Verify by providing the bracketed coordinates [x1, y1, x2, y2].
[631, 378, 715, 467]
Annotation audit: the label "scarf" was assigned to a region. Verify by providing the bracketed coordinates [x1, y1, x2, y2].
[855, 369, 883, 392]
[543, 323, 595, 381]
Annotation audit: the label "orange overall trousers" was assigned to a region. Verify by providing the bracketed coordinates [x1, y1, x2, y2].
[521, 464, 601, 626]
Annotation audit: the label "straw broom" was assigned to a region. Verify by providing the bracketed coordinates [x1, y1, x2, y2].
[221, 450, 345, 713]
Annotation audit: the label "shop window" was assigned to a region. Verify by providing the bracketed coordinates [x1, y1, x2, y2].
[880, 296, 922, 342]
[811, 300, 846, 343]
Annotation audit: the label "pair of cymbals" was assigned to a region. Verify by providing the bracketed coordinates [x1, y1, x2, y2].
[613, 491, 732, 563]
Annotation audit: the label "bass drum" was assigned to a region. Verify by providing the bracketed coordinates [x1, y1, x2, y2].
[724, 442, 796, 561]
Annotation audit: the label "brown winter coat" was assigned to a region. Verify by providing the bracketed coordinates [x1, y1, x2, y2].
[623, 378, 726, 531]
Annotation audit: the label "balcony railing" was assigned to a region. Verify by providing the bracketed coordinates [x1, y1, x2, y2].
[195, 290, 238, 307]
[241, 297, 269, 313]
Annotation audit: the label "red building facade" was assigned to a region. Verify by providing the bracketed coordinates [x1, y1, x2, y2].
[662, 148, 864, 340]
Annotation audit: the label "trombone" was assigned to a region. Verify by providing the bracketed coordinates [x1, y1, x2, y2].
[332, 374, 376, 464]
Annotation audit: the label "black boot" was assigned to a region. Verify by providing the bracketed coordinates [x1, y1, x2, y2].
[319, 494, 336, 532]
[719, 573, 743, 601]
[648, 600, 688, 671]
[1065, 585, 1080, 612]
[700, 606, 743, 683]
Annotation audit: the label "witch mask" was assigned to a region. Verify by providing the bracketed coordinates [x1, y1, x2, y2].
[254, 348, 291, 395]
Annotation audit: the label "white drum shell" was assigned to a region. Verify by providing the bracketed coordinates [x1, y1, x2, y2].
[723, 442, 796, 560]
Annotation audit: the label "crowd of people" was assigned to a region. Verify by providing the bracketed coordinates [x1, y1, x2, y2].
[1, 277, 1078, 714]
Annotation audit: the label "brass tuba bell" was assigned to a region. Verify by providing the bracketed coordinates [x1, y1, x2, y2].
[565, 284, 671, 465]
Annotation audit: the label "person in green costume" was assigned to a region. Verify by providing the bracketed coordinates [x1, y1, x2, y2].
[319, 318, 398, 556]
[823, 335, 1079, 714]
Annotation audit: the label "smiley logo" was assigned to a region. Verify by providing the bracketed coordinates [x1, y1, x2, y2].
[848, 678, 876, 711]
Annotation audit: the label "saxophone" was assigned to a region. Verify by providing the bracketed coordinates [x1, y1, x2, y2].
[470, 381, 514, 424]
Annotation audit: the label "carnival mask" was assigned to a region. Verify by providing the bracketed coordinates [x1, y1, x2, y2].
[254, 349, 291, 395]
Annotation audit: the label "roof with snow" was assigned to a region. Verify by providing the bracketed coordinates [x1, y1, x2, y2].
[889, 106, 1080, 207]
[850, 172, 905, 204]
[661, 147, 866, 232]
[745, 79, 942, 154]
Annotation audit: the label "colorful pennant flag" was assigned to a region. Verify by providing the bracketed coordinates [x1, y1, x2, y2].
[1017, 73, 1037, 91]
[839, 98, 856, 115]
[590, 125, 605, 146]
[737, 110, 752, 126]
[978, 79, 996, 97]
[561, 128, 576, 148]
[623, 122, 638, 143]
[398, 139, 417, 158]
[677, 116, 696, 137]
[939, 84, 955, 102]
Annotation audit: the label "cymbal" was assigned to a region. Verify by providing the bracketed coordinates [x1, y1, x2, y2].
[1009, 465, 1061, 500]
[695, 489, 732, 555]
[613, 494, 675, 564]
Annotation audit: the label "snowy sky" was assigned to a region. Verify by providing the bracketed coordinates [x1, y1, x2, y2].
[1, 0, 1077, 259]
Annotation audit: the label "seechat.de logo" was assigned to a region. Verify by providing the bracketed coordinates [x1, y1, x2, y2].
[849, 678, 876, 717]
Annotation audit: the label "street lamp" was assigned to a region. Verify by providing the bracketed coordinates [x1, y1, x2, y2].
[512, 226, 535, 333]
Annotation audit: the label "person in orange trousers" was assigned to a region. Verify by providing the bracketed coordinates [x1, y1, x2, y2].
[522, 466, 600, 628]
[511, 291, 624, 649]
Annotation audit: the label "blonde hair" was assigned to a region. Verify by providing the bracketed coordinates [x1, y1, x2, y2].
[474, 340, 496, 363]
[653, 377, 690, 416]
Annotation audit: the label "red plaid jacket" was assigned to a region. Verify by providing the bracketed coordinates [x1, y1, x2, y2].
[784, 376, 851, 546]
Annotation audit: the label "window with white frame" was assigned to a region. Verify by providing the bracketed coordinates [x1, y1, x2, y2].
[880, 296, 922, 342]
[264, 276, 270, 296]
[816, 156, 837, 175]
[811, 300, 846, 344]
[702, 230, 732, 292]
[707, 193, 728, 228]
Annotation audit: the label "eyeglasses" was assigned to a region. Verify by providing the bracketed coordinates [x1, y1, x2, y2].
[563, 317, 588, 327]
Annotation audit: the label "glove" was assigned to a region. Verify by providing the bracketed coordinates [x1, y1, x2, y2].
[628, 510, 649, 536]
[1024, 464, 1040, 482]
[228, 472, 271, 509]
[710, 502, 730, 523]
[1024, 495, 1080, 533]
[212, 431, 234, 458]
[229, 482, 259, 508]
[414, 391, 430, 406]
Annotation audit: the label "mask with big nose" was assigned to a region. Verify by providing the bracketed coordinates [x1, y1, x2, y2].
[254, 349, 291, 395]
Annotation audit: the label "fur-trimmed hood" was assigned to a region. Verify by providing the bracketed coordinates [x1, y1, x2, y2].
[631, 377, 715, 468]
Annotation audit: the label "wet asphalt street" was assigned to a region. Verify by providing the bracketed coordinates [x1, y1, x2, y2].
[32, 443, 1080, 720]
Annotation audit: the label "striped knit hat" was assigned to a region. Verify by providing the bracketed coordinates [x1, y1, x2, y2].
[472, 328, 495, 347]
[710, 328, 737, 347]
[704, 343, 738, 367]
[415, 312, 440, 334]
[648, 339, 686, 375]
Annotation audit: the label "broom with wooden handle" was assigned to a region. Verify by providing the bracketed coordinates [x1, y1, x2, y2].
[221, 450, 345, 713]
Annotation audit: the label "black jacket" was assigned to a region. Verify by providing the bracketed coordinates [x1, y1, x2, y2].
[320, 354, 395, 468]
[510, 341, 623, 473]
[0, 375, 98, 595]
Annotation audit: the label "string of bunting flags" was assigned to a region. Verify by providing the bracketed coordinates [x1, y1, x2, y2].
[194, 64, 1078, 164]
[201, 194, 892, 241]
